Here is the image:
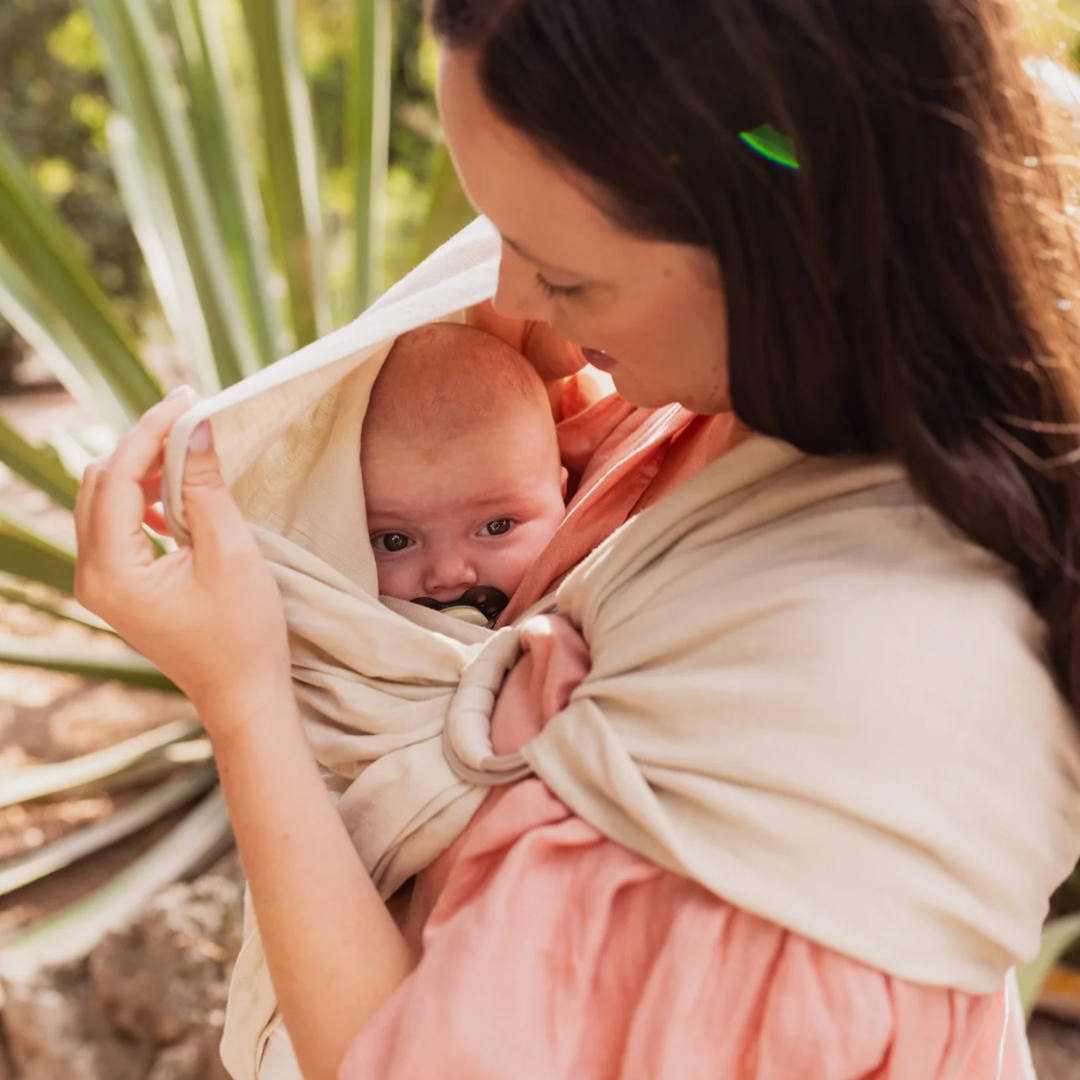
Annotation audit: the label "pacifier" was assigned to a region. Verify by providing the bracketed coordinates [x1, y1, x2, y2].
[412, 585, 511, 629]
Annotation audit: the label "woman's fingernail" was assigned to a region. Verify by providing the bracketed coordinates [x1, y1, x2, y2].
[165, 384, 195, 403]
[189, 421, 213, 454]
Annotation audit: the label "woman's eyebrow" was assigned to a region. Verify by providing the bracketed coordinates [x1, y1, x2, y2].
[501, 234, 582, 278]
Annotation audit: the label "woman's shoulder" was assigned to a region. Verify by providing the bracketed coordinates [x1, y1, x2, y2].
[576, 448, 1080, 769]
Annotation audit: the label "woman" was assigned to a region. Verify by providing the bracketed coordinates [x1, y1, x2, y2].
[75, 1, 1080, 1077]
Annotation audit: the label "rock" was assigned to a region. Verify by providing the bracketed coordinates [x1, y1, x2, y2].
[88, 874, 243, 1045]
[147, 1025, 233, 1080]
[1, 962, 150, 1080]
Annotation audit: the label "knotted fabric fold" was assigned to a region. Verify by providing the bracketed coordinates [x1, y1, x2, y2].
[161, 219, 1080, 1080]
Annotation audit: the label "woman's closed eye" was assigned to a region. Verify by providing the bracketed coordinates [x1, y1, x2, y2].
[479, 518, 514, 537]
[371, 531, 414, 554]
[535, 271, 585, 300]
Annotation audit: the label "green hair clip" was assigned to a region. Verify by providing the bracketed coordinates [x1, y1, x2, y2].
[738, 124, 800, 170]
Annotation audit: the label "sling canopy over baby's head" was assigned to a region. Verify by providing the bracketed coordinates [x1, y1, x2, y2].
[162, 219, 505, 594]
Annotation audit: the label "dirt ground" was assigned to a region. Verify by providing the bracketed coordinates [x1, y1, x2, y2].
[0, 387, 1079, 1076]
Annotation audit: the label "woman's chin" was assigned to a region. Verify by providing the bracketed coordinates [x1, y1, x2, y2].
[608, 372, 690, 411]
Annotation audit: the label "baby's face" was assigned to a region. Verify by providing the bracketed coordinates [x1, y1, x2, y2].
[363, 413, 567, 605]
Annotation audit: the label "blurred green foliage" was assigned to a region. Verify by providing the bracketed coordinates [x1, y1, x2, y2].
[0, 0, 144, 386]
[0, 0, 442, 382]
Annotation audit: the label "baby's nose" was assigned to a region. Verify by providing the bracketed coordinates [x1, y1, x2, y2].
[422, 549, 479, 599]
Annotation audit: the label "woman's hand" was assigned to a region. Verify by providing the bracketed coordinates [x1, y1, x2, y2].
[74, 388, 292, 727]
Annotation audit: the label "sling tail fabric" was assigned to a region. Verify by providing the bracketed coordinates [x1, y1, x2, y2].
[161, 220, 1080, 1079]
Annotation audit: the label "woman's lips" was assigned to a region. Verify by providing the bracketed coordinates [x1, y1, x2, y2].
[582, 348, 618, 372]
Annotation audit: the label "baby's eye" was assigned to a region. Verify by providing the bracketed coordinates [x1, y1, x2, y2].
[479, 518, 513, 537]
[372, 532, 413, 554]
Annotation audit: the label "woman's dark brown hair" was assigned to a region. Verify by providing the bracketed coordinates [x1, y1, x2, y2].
[431, 0, 1080, 717]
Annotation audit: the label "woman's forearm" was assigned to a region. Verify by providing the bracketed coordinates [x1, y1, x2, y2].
[205, 682, 416, 1080]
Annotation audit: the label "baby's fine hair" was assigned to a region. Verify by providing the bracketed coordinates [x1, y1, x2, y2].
[364, 322, 552, 445]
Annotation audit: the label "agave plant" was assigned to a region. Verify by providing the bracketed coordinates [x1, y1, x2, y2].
[0, 0, 472, 977]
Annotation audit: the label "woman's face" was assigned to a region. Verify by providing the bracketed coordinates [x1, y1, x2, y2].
[437, 49, 731, 414]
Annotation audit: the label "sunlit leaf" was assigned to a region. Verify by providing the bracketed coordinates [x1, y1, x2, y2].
[1016, 912, 1080, 1018]
[0, 718, 202, 808]
[0, 786, 231, 981]
[0, 414, 80, 511]
[0, 581, 113, 634]
[349, 0, 391, 312]
[165, 0, 282, 368]
[0, 764, 217, 897]
[239, 0, 331, 346]
[0, 509, 76, 595]
[0, 125, 161, 427]
[0, 638, 176, 691]
[86, 0, 263, 386]
[106, 114, 220, 394]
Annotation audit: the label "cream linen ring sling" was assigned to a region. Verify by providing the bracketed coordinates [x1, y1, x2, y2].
[161, 218, 1080, 1080]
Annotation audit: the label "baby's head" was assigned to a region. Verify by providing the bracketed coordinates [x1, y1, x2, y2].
[362, 323, 567, 610]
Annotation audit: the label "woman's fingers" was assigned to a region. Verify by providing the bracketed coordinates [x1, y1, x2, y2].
[106, 387, 196, 481]
[180, 422, 255, 564]
[79, 389, 196, 583]
[73, 459, 102, 549]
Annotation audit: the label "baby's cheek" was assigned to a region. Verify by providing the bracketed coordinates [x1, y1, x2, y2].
[374, 557, 421, 600]
[494, 527, 560, 594]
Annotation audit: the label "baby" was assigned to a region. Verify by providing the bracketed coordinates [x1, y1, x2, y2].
[361, 323, 568, 627]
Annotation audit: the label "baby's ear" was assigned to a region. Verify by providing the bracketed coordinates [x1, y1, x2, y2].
[561, 465, 569, 500]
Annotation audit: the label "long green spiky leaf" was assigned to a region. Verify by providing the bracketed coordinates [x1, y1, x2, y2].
[105, 115, 220, 394]
[0, 639, 176, 691]
[349, 0, 391, 312]
[415, 144, 477, 263]
[166, 0, 282, 369]
[239, 0, 330, 347]
[0, 582, 114, 634]
[86, 0, 262, 386]
[0, 764, 217, 898]
[0, 127, 160, 426]
[1016, 912, 1080, 1018]
[0, 786, 231, 981]
[0, 508, 76, 595]
[0, 414, 80, 511]
[0, 718, 202, 808]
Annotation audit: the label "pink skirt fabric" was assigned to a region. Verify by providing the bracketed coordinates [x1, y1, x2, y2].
[339, 611, 1033, 1079]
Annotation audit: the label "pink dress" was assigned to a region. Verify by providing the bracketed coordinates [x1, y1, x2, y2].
[340, 376, 1035, 1079]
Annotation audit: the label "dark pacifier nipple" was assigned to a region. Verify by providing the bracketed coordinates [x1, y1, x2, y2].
[412, 586, 511, 628]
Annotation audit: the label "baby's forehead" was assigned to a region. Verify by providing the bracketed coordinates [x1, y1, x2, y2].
[364, 323, 551, 443]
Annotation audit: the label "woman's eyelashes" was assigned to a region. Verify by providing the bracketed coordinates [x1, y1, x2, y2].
[535, 271, 585, 300]
[371, 531, 414, 554]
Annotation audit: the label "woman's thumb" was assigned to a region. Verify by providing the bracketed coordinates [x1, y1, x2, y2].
[181, 422, 247, 552]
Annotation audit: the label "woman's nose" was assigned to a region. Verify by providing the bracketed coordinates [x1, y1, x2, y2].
[422, 549, 479, 598]
[492, 244, 551, 322]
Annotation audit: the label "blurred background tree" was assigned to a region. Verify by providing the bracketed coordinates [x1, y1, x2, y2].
[0, 0, 447, 389]
[0, 0, 473, 982]
[0, 0, 143, 390]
